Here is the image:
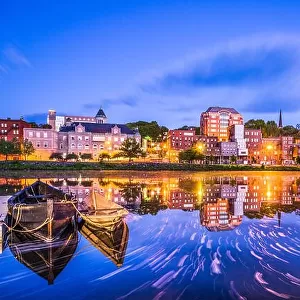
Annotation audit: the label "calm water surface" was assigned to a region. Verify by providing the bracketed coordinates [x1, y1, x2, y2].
[1, 171, 300, 300]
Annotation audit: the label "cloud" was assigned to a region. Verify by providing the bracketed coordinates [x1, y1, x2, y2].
[83, 96, 138, 110]
[77, 33, 300, 127]
[1, 45, 31, 69]
[134, 33, 300, 118]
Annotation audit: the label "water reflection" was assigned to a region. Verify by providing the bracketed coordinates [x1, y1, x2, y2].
[79, 217, 129, 267]
[1, 173, 300, 299]
[8, 221, 78, 285]
[47, 174, 300, 229]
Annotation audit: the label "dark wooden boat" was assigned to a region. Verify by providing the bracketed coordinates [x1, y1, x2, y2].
[7, 180, 77, 241]
[9, 220, 78, 285]
[79, 215, 129, 267]
[0, 221, 8, 254]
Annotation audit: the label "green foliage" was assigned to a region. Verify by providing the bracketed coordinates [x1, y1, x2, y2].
[29, 122, 52, 129]
[98, 152, 111, 161]
[126, 121, 168, 141]
[119, 138, 143, 161]
[22, 139, 35, 160]
[296, 156, 300, 165]
[245, 118, 300, 138]
[80, 153, 93, 160]
[0, 139, 21, 160]
[66, 153, 79, 160]
[177, 126, 200, 135]
[179, 148, 205, 163]
[230, 155, 237, 164]
[281, 125, 299, 136]
[49, 152, 63, 160]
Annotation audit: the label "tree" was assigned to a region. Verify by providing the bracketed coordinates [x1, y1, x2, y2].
[230, 155, 237, 164]
[119, 138, 142, 162]
[140, 150, 147, 160]
[98, 152, 111, 162]
[66, 153, 78, 161]
[296, 156, 300, 165]
[178, 147, 205, 163]
[0, 140, 14, 160]
[80, 153, 93, 161]
[22, 139, 35, 160]
[281, 125, 299, 136]
[49, 153, 63, 160]
[126, 121, 168, 141]
[0, 139, 21, 160]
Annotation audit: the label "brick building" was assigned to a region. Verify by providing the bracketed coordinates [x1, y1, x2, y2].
[200, 107, 243, 141]
[0, 118, 31, 141]
[167, 129, 219, 156]
[244, 129, 262, 163]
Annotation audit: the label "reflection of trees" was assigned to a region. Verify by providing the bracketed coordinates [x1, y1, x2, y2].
[244, 211, 263, 219]
[138, 201, 167, 215]
[0, 184, 23, 195]
[120, 183, 141, 211]
[178, 179, 198, 193]
[50, 180, 64, 187]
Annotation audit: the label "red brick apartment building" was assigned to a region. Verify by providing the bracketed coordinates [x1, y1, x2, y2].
[200, 107, 243, 141]
[0, 119, 31, 141]
[167, 129, 219, 155]
[244, 128, 262, 162]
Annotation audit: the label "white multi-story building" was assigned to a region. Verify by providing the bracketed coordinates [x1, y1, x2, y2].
[230, 124, 248, 159]
[24, 108, 141, 160]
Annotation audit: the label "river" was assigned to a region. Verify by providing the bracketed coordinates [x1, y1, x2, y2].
[1, 171, 300, 299]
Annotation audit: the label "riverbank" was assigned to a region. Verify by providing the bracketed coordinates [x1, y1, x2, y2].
[0, 160, 300, 172]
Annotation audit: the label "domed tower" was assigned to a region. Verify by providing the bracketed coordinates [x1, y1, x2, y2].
[95, 108, 107, 124]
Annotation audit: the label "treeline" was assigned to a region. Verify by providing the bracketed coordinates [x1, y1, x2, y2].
[126, 121, 168, 141]
[0, 139, 35, 160]
[245, 119, 300, 138]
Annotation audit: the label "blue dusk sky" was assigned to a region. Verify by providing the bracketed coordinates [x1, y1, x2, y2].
[1, 0, 300, 128]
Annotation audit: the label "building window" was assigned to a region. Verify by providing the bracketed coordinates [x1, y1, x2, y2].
[85, 136, 89, 141]
[44, 132, 48, 138]
[85, 144, 89, 149]
[36, 132, 40, 138]
[71, 136, 75, 140]
[78, 136, 82, 141]
[71, 143, 75, 148]
[36, 142, 41, 148]
[44, 142, 48, 148]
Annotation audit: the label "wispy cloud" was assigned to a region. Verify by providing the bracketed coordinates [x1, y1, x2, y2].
[2, 45, 31, 67]
[0, 45, 31, 75]
[134, 33, 300, 118]
[83, 96, 138, 110]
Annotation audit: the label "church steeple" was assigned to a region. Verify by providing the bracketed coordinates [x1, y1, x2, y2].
[95, 107, 107, 124]
[278, 109, 283, 129]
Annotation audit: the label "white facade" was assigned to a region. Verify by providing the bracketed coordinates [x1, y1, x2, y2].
[230, 124, 248, 157]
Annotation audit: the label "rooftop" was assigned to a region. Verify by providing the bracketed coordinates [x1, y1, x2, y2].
[205, 107, 240, 114]
[60, 122, 138, 135]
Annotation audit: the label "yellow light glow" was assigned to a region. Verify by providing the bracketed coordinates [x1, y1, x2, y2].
[267, 145, 273, 150]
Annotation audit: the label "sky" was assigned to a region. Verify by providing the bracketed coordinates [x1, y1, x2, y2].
[1, 0, 300, 128]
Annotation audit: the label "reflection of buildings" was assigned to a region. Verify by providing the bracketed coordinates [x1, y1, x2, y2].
[3, 174, 300, 222]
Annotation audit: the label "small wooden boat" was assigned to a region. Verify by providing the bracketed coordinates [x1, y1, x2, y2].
[80, 190, 128, 228]
[9, 220, 78, 285]
[7, 180, 77, 241]
[79, 216, 129, 267]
